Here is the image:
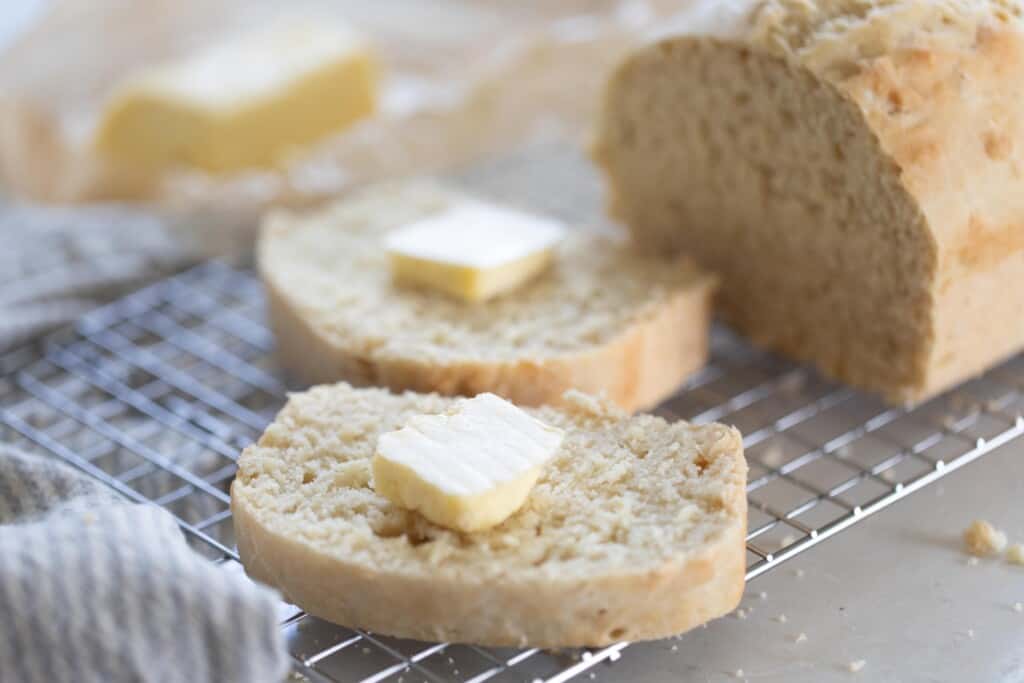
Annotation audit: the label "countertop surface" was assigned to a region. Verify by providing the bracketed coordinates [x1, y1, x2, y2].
[609, 439, 1024, 683]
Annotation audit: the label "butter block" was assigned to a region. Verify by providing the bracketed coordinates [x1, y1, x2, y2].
[94, 21, 377, 173]
[373, 393, 564, 532]
[385, 202, 567, 302]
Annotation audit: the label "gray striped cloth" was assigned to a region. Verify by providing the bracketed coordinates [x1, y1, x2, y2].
[0, 447, 290, 683]
[0, 203, 190, 352]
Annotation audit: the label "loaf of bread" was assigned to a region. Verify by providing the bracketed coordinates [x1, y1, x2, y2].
[595, 0, 1024, 403]
[231, 382, 748, 647]
[258, 181, 714, 412]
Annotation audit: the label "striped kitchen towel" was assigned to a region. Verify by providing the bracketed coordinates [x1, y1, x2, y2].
[0, 447, 289, 683]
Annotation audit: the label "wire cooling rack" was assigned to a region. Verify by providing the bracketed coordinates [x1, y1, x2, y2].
[3, 146, 1024, 682]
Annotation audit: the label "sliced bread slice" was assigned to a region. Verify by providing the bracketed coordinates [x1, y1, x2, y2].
[231, 382, 748, 648]
[258, 181, 714, 413]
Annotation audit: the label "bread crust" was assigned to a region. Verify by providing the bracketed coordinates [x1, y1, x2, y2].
[265, 272, 711, 414]
[232, 495, 746, 647]
[231, 385, 747, 648]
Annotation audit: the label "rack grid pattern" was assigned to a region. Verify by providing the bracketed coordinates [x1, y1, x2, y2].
[3, 148, 1024, 682]
[4, 261, 1024, 683]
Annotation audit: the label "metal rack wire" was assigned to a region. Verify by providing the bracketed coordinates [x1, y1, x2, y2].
[3, 146, 1024, 682]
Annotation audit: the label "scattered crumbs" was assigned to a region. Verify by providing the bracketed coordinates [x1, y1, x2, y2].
[1007, 544, 1024, 566]
[847, 660, 866, 673]
[761, 445, 784, 468]
[82, 511, 97, 526]
[734, 669, 745, 679]
[779, 372, 806, 396]
[453, 671, 459, 676]
[964, 520, 1008, 556]
[967, 556, 980, 567]
[735, 607, 749, 620]
[779, 534, 797, 550]
[967, 629, 975, 640]
[879, 469, 896, 483]
[702, 623, 708, 629]
[447, 657, 455, 664]
[589, 673, 596, 680]
[362, 647, 371, 655]
[941, 415, 958, 430]
[759, 591, 768, 600]
[1012, 602, 1022, 613]
[984, 399, 1002, 412]
[794, 632, 808, 644]
[775, 614, 788, 624]
[671, 644, 678, 651]
[795, 568, 805, 579]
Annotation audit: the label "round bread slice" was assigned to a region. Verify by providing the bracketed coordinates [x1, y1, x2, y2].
[231, 382, 748, 648]
[258, 181, 714, 413]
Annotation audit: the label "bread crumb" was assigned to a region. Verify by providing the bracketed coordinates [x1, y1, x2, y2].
[794, 632, 807, 643]
[779, 534, 797, 549]
[735, 607, 749, 620]
[964, 520, 1008, 556]
[941, 415, 958, 430]
[779, 372, 806, 397]
[1013, 602, 1022, 613]
[1007, 544, 1024, 565]
[362, 647, 371, 655]
[589, 673, 596, 680]
[734, 669, 745, 679]
[795, 568, 805, 578]
[967, 629, 975, 639]
[759, 591, 768, 600]
[966, 556, 980, 567]
[761, 445, 784, 468]
[847, 660, 866, 673]
[775, 614, 788, 624]
[82, 511, 97, 526]
[671, 644, 678, 651]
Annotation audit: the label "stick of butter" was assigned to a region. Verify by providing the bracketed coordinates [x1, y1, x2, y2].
[94, 20, 377, 173]
[384, 202, 567, 302]
[373, 393, 565, 533]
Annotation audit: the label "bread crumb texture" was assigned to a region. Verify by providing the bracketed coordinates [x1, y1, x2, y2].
[231, 383, 748, 646]
[847, 659, 867, 673]
[750, 0, 1024, 78]
[964, 519, 1008, 556]
[1008, 543, 1024, 565]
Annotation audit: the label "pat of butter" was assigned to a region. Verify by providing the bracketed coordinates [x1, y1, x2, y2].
[94, 21, 377, 173]
[385, 202, 567, 302]
[373, 393, 564, 533]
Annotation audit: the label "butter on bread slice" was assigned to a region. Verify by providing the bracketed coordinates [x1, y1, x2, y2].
[94, 20, 376, 173]
[231, 382, 748, 647]
[259, 181, 715, 413]
[373, 393, 564, 532]
[385, 202, 566, 302]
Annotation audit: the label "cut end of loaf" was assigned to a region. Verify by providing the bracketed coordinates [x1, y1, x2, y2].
[596, 33, 941, 402]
